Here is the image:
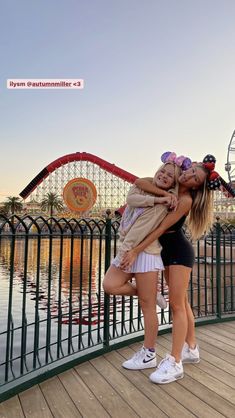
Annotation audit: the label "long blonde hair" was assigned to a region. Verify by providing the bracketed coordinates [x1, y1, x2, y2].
[187, 165, 214, 240]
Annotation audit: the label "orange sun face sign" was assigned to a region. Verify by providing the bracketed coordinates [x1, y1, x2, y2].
[63, 178, 97, 212]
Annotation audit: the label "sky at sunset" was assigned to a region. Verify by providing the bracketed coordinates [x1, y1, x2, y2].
[1, 0, 235, 201]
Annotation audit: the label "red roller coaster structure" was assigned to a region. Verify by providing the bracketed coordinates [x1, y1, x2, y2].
[20, 152, 138, 214]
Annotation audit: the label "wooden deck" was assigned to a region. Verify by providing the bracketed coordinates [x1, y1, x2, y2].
[0, 321, 235, 418]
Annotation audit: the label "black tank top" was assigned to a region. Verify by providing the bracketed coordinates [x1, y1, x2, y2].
[166, 215, 186, 232]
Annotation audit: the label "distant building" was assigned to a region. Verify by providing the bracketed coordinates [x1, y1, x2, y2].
[214, 186, 235, 220]
[22, 198, 42, 215]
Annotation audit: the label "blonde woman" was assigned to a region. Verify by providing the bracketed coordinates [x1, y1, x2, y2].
[120, 154, 221, 383]
[103, 152, 192, 369]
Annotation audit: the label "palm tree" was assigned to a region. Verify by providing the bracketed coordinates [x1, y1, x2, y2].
[40, 193, 64, 217]
[3, 196, 23, 215]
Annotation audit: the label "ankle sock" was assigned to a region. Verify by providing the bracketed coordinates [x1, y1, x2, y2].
[145, 347, 155, 353]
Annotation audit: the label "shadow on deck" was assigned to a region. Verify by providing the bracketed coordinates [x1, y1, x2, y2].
[0, 321, 235, 418]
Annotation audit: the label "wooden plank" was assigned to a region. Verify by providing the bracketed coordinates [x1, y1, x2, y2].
[193, 347, 235, 379]
[0, 321, 234, 418]
[205, 324, 235, 339]
[197, 327, 235, 348]
[155, 341, 235, 406]
[40, 375, 82, 417]
[59, 368, 110, 418]
[179, 373, 235, 418]
[128, 343, 225, 418]
[195, 329, 235, 356]
[113, 347, 196, 418]
[181, 362, 235, 405]
[214, 322, 235, 333]
[155, 340, 235, 417]
[0, 396, 24, 418]
[19, 385, 53, 418]
[193, 359, 235, 389]
[162, 333, 235, 374]
[90, 355, 167, 418]
[75, 361, 138, 418]
[206, 323, 235, 335]
[160, 334, 235, 387]
[194, 337, 235, 366]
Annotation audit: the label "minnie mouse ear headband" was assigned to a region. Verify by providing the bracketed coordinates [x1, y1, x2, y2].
[202, 154, 235, 197]
[201, 155, 221, 190]
[161, 151, 192, 171]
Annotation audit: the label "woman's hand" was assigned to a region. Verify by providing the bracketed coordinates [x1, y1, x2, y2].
[154, 195, 178, 210]
[120, 249, 138, 270]
[169, 194, 178, 210]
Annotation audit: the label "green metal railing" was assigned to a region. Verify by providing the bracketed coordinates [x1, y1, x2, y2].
[0, 214, 234, 401]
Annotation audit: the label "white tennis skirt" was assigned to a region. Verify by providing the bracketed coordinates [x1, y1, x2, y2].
[112, 251, 164, 273]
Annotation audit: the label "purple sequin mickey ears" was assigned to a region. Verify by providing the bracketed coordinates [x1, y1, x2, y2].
[161, 151, 192, 171]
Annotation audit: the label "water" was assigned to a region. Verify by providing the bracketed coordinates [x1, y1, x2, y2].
[0, 237, 141, 384]
[0, 238, 104, 327]
[0, 237, 107, 383]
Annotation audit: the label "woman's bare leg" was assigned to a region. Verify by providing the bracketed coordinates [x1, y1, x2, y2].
[164, 267, 197, 352]
[185, 295, 197, 348]
[135, 272, 158, 348]
[103, 266, 159, 349]
[103, 265, 136, 296]
[167, 265, 192, 362]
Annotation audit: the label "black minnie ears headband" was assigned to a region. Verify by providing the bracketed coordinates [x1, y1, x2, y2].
[201, 154, 221, 190]
[201, 154, 235, 197]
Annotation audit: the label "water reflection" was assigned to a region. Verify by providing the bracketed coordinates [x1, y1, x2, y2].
[0, 236, 113, 383]
[0, 237, 106, 329]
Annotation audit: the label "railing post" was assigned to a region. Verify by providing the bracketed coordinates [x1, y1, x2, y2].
[5, 220, 16, 382]
[215, 217, 222, 320]
[103, 209, 112, 348]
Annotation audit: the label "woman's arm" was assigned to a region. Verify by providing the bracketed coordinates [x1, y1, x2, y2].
[120, 195, 192, 269]
[135, 178, 178, 210]
[126, 182, 175, 208]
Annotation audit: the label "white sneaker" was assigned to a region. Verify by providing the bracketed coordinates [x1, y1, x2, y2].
[181, 342, 200, 363]
[122, 347, 157, 370]
[157, 293, 167, 309]
[149, 354, 184, 384]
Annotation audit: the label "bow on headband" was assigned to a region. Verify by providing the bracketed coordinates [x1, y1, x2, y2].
[202, 155, 221, 190]
[202, 154, 235, 196]
[161, 151, 192, 171]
